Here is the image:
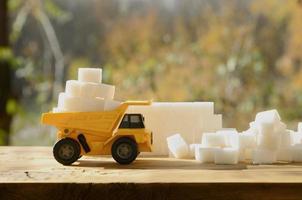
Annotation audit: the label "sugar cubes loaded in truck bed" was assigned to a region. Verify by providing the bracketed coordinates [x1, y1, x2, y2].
[53, 68, 120, 113]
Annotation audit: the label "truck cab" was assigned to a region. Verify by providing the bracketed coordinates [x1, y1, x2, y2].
[110, 113, 152, 164]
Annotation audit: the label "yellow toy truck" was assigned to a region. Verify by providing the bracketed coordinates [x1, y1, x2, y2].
[41, 101, 152, 165]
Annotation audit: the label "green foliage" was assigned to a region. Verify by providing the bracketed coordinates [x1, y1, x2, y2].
[6, 98, 20, 115]
[0, 47, 12, 61]
[0, 129, 6, 145]
[0, 47, 21, 68]
[8, 0, 22, 12]
[44, 0, 72, 23]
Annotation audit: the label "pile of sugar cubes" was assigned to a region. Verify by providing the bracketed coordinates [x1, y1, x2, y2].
[167, 109, 302, 164]
[53, 68, 121, 112]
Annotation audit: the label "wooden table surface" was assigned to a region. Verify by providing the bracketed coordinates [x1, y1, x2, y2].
[1, 146, 302, 200]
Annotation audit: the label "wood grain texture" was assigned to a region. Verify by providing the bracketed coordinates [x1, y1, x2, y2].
[1, 146, 302, 199]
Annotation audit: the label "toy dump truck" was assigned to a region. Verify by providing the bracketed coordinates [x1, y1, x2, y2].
[41, 101, 152, 165]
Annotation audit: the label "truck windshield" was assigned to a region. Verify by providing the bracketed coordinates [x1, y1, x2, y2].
[119, 114, 145, 129]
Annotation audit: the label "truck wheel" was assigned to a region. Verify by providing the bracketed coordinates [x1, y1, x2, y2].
[111, 137, 138, 165]
[53, 138, 80, 165]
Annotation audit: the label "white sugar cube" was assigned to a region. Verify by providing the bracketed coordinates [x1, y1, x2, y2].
[104, 100, 121, 111]
[65, 80, 82, 97]
[276, 148, 293, 162]
[256, 123, 281, 150]
[239, 127, 258, 161]
[94, 83, 115, 100]
[195, 146, 218, 163]
[214, 148, 239, 165]
[279, 130, 292, 148]
[218, 130, 239, 148]
[292, 144, 302, 162]
[80, 82, 100, 98]
[239, 130, 257, 149]
[78, 68, 102, 83]
[298, 122, 302, 133]
[166, 134, 189, 159]
[201, 132, 227, 147]
[258, 122, 275, 135]
[252, 149, 277, 164]
[255, 109, 281, 125]
[290, 131, 302, 145]
[62, 96, 82, 111]
[275, 122, 287, 133]
[256, 133, 281, 150]
[85, 97, 105, 112]
[57, 92, 66, 109]
[65, 81, 115, 100]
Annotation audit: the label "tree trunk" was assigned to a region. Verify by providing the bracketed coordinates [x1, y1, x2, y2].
[0, 0, 12, 145]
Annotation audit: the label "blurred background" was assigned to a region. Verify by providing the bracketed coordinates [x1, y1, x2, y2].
[1, 0, 302, 146]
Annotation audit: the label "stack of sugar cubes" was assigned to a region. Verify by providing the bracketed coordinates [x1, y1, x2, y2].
[128, 102, 222, 155]
[167, 109, 302, 164]
[245, 109, 302, 163]
[53, 68, 121, 113]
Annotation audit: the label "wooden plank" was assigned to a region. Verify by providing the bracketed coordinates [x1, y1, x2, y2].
[0, 146, 302, 199]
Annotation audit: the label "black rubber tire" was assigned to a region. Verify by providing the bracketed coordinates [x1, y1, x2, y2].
[111, 137, 138, 165]
[53, 138, 80, 166]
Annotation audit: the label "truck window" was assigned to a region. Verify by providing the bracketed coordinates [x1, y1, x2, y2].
[130, 115, 140, 123]
[119, 115, 130, 128]
[119, 114, 145, 129]
[130, 114, 145, 128]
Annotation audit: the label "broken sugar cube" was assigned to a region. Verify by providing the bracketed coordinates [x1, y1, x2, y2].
[255, 109, 281, 125]
[166, 134, 189, 159]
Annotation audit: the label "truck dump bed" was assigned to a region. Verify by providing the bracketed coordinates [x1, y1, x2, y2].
[41, 101, 150, 134]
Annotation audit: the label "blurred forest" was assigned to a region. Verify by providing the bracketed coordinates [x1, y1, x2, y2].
[1, 0, 302, 145]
